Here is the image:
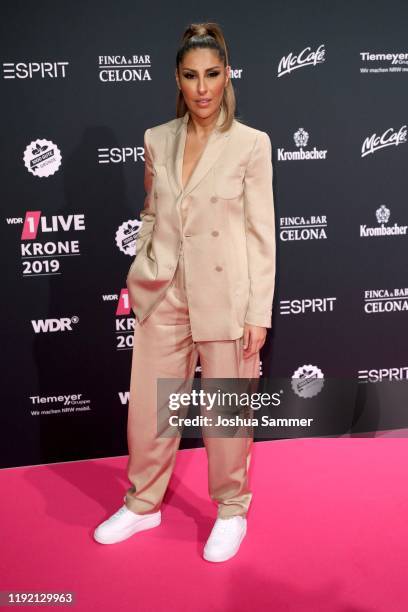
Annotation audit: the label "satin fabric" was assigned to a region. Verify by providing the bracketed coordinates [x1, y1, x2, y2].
[125, 197, 260, 518]
[126, 106, 276, 341]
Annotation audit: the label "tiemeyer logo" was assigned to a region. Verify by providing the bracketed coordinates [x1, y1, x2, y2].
[358, 365, 408, 382]
[98, 55, 152, 82]
[280, 296, 337, 316]
[360, 205, 407, 237]
[277, 128, 328, 161]
[115, 220, 142, 255]
[101, 288, 136, 350]
[31, 316, 80, 333]
[18, 211, 85, 276]
[23, 139, 62, 177]
[361, 125, 407, 157]
[360, 51, 408, 74]
[29, 392, 91, 415]
[280, 215, 328, 240]
[278, 44, 325, 77]
[98, 143, 145, 164]
[2, 61, 69, 79]
[363, 288, 408, 314]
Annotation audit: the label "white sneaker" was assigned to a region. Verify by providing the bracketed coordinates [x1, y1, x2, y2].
[93, 504, 161, 545]
[203, 516, 247, 562]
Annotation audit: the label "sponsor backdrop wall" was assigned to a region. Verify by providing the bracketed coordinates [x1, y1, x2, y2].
[2, 0, 408, 469]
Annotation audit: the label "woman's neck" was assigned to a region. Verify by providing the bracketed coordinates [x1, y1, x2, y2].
[187, 107, 221, 138]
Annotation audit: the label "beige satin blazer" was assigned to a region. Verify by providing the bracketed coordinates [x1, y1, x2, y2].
[126, 106, 276, 342]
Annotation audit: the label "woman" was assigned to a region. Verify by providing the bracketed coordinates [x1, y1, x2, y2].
[94, 22, 276, 563]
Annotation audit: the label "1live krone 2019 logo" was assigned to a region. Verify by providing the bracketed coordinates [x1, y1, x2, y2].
[101, 287, 137, 351]
[20, 211, 86, 276]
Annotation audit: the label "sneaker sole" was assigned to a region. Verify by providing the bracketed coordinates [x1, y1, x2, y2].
[93, 514, 161, 545]
[203, 525, 247, 563]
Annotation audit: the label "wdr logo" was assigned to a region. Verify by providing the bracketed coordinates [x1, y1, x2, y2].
[31, 316, 80, 333]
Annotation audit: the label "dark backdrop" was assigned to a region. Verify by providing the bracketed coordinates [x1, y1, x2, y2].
[2, 0, 408, 468]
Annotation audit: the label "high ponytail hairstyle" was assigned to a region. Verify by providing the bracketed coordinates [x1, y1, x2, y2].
[175, 22, 236, 132]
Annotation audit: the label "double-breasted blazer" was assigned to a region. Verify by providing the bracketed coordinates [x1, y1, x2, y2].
[126, 106, 276, 342]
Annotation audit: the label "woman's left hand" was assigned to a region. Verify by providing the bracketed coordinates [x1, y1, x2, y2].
[242, 323, 267, 358]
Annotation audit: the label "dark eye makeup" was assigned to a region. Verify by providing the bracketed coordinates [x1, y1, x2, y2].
[183, 71, 221, 79]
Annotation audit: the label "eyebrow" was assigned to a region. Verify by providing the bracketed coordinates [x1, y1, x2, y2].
[182, 65, 222, 72]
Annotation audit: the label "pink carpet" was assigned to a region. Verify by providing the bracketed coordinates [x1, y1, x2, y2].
[1, 436, 408, 611]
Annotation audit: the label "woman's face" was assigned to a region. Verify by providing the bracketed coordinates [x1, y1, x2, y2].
[176, 48, 230, 121]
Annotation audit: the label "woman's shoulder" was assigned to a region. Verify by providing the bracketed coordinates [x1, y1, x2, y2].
[232, 117, 272, 150]
[143, 116, 181, 158]
[146, 116, 181, 137]
[144, 115, 271, 153]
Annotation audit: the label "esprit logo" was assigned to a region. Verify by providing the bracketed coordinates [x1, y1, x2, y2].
[278, 44, 325, 77]
[3, 61, 69, 79]
[358, 365, 408, 382]
[280, 296, 337, 315]
[98, 146, 145, 164]
[361, 125, 407, 157]
[31, 316, 79, 333]
[21, 212, 85, 239]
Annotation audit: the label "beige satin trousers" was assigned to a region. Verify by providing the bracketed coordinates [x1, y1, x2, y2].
[125, 208, 260, 519]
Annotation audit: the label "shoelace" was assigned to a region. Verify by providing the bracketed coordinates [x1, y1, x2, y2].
[106, 506, 128, 523]
[212, 518, 239, 536]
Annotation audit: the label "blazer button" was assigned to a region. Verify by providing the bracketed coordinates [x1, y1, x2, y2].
[211, 230, 219, 237]
[210, 196, 218, 203]
[215, 265, 223, 272]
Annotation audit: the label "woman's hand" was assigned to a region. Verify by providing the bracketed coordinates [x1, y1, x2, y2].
[242, 323, 267, 358]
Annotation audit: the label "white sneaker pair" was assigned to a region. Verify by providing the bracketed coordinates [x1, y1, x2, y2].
[94, 502, 247, 562]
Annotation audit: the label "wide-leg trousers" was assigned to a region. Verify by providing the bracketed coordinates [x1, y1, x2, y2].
[124, 244, 260, 519]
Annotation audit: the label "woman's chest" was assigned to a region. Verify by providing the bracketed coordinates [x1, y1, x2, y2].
[181, 134, 210, 191]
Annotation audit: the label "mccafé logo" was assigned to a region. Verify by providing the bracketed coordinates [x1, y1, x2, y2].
[278, 43, 325, 77]
[361, 125, 407, 157]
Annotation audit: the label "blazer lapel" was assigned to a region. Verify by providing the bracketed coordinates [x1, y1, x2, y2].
[166, 106, 231, 198]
